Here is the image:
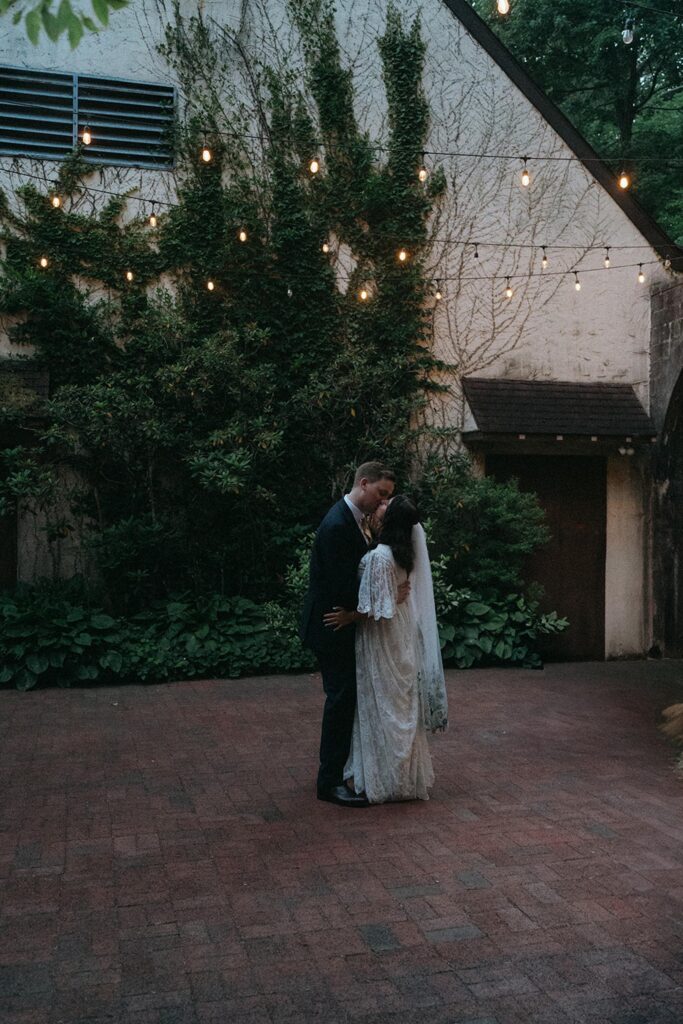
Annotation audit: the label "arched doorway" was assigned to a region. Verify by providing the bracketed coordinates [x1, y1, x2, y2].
[655, 370, 683, 655]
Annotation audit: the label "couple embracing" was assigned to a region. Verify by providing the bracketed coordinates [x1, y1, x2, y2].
[301, 461, 448, 808]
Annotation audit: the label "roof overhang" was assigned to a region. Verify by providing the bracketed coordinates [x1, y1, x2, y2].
[462, 377, 657, 453]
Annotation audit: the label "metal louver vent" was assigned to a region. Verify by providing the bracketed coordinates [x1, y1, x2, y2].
[77, 76, 174, 168]
[0, 66, 74, 160]
[0, 65, 175, 169]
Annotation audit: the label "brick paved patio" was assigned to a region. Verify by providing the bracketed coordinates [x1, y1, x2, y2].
[3, 660, 683, 1024]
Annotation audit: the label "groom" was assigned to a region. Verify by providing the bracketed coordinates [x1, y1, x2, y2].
[301, 461, 397, 808]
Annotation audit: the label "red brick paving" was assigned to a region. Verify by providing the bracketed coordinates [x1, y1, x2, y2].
[2, 660, 683, 1023]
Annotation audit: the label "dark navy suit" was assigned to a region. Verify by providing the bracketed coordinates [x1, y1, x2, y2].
[300, 498, 368, 791]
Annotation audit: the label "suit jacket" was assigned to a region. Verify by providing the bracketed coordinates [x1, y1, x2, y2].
[300, 498, 368, 654]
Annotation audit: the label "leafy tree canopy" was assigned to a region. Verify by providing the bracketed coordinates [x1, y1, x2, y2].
[470, 0, 683, 242]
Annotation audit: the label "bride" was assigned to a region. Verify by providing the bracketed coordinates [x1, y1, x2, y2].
[324, 495, 448, 803]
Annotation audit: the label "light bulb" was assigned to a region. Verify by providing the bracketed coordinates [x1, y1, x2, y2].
[618, 172, 630, 190]
[51, 194, 61, 208]
[207, 280, 215, 291]
[521, 160, 530, 187]
[359, 287, 369, 301]
[309, 158, 319, 174]
[434, 285, 442, 301]
[201, 145, 212, 163]
[574, 272, 581, 292]
[604, 247, 610, 268]
[497, 0, 510, 13]
[125, 270, 134, 282]
[622, 18, 634, 44]
[418, 165, 428, 183]
[149, 211, 157, 228]
[398, 248, 408, 262]
[638, 265, 645, 284]
[82, 127, 92, 146]
[322, 241, 330, 254]
[287, 286, 293, 298]
[505, 278, 513, 299]
[541, 247, 548, 269]
[39, 256, 48, 268]
[474, 244, 479, 260]
[238, 228, 247, 242]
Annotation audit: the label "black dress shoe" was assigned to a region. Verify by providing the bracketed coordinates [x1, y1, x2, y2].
[317, 785, 370, 808]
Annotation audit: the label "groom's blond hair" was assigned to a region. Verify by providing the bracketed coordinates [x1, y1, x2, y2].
[353, 461, 396, 486]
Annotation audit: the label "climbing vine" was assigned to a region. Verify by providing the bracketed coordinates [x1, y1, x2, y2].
[0, 0, 450, 608]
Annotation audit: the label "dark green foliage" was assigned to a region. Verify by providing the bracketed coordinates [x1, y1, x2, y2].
[470, 0, 683, 242]
[432, 559, 567, 669]
[0, 4, 451, 610]
[0, 582, 313, 690]
[418, 454, 550, 595]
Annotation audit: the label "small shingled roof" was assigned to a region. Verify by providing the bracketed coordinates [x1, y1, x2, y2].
[462, 377, 656, 437]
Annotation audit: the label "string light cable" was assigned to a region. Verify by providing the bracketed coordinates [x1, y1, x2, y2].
[7, 166, 677, 259]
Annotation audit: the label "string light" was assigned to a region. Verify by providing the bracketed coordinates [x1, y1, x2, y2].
[148, 204, 157, 228]
[521, 157, 530, 187]
[604, 247, 611, 268]
[125, 270, 134, 282]
[359, 287, 369, 301]
[505, 277, 513, 299]
[574, 271, 581, 291]
[434, 281, 443, 300]
[321, 241, 330, 254]
[397, 248, 408, 262]
[622, 17, 635, 44]
[201, 141, 212, 163]
[497, 0, 510, 13]
[638, 264, 645, 283]
[238, 228, 247, 242]
[287, 285, 293, 298]
[309, 158, 320, 174]
[473, 243, 479, 260]
[541, 246, 548, 269]
[51, 193, 61, 208]
[207, 279, 215, 291]
[418, 153, 428, 182]
[81, 126, 92, 146]
[618, 171, 630, 189]
[38, 256, 48, 268]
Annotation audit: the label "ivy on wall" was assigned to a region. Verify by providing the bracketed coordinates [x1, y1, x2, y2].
[0, 1, 451, 607]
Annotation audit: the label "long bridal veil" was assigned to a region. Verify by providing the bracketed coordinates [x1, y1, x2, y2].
[408, 523, 448, 732]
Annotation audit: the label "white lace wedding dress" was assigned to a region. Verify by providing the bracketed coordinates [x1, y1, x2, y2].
[344, 542, 436, 803]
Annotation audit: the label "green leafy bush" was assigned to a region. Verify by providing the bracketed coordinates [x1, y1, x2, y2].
[418, 456, 550, 596]
[0, 583, 123, 690]
[432, 554, 567, 669]
[0, 579, 315, 690]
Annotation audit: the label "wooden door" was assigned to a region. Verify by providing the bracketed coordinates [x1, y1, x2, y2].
[486, 454, 606, 660]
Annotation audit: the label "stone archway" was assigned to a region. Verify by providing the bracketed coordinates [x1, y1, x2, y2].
[654, 369, 683, 655]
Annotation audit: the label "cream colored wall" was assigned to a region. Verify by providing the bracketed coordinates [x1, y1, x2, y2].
[0, 0, 672, 649]
[605, 454, 651, 657]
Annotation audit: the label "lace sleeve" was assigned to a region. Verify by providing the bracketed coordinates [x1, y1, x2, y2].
[357, 547, 397, 620]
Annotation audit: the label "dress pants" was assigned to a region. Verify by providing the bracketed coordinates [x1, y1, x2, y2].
[315, 640, 357, 792]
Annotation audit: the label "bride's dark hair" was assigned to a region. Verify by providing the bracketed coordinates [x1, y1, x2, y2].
[377, 494, 420, 574]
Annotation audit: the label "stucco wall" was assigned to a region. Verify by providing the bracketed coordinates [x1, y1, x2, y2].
[0, 0, 676, 653]
[605, 454, 651, 657]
